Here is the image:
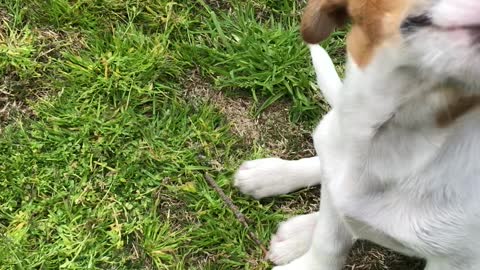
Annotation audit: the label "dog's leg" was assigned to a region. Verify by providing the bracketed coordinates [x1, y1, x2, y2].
[268, 212, 318, 265]
[272, 187, 354, 270]
[234, 157, 321, 199]
[308, 44, 342, 107]
[425, 257, 480, 270]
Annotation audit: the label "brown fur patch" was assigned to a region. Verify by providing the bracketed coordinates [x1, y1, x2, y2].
[301, 0, 412, 67]
[436, 95, 480, 127]
[346, 0, 409, 67]
[301, 0, 349, 44]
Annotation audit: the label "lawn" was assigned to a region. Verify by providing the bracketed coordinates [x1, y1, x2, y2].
[0, 1, 422, 269]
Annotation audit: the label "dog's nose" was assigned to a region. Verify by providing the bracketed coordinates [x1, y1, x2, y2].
[401, 14, 432, 33]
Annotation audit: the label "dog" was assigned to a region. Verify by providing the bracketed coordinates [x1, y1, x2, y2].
[234, 0, 480, 269]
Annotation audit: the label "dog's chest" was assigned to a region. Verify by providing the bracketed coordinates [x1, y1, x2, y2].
[314, 106, 449, 186]
[313, 107, 453, 256]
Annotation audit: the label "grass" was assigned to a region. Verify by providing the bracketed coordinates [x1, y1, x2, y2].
[0, 0, 349, 269]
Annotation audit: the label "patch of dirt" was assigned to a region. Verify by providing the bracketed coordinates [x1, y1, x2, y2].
[154, 178, 198, 226]
[0, 7, 10, 33]
[34, 28, 86, 61]
[346, 241, 426, 270]
[183, 69, 315, 160]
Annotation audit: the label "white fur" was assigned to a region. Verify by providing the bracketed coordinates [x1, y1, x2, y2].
[234, 157, 321, 199]
[268, 213, 318, 265]
[308, 44, 342, 107]
[236, 0, 480, 269]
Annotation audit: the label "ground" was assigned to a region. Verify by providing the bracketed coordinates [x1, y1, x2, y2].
[0, 0, 424, 269]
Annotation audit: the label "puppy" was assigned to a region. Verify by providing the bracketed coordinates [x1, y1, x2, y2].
[235, 0, 480, 269]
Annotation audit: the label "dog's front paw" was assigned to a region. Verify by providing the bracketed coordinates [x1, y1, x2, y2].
[268, 213, 317, 265]
[234, 158, 292, 199]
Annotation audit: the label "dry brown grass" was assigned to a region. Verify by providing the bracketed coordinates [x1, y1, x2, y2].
[346, 242, 425, 270]
[183, 69, 315, 160]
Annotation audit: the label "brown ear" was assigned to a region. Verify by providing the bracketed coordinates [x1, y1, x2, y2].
[301, 0, 349, 44]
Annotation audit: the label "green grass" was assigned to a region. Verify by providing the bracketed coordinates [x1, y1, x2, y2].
[0, 0, 345, 269]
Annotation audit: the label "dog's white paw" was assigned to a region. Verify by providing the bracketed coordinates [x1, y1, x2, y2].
[268, 213, 318, 265]
[234, 157, 322, 199]
[234, 158, 293, 199]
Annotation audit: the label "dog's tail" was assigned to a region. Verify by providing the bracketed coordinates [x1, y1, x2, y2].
[308, 44, 342, 107]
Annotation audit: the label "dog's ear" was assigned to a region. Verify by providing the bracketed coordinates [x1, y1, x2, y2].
[301, 0, 349, 44]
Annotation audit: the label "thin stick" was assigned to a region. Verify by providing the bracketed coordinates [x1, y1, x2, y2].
[204, 173, 268, 257]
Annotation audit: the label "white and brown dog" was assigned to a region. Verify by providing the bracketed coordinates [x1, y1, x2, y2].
[234, 0, 480, 269]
